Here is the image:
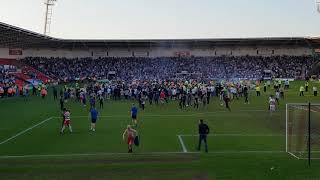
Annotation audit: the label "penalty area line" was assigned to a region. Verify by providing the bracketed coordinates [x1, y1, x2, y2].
[0, 117, 53, 145]
[203, 150, 284, 154]
[179, 134, 285, 137]
[178, 135, 188, 153]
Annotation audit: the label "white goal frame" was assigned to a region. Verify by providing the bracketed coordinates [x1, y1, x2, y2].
[286, 103, 320, 159]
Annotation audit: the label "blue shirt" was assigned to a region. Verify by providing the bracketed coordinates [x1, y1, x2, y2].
[64, 91, 68, 98]
[90, 109, 99, 119]
[131, 107, 138, 116]
[90, 98, 95, 105]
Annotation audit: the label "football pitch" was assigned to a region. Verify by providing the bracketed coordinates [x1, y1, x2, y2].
[1, 81, 320, 179]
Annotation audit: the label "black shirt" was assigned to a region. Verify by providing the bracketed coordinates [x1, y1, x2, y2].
[53, 87, 57, 95]
[199, 123, 210, 135]
[60, 98, 64, 105]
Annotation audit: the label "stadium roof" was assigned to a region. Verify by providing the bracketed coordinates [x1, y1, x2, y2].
[0, 21, 319, 49]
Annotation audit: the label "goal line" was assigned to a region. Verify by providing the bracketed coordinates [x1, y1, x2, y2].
[177, 134, 285, 153]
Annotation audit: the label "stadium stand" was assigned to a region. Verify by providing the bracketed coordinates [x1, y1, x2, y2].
[0, 58, 52, 87]
[21, 55, 315, 82]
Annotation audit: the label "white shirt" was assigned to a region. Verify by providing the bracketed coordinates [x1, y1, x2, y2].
[269, 98, 276, 106]
[172, 89, 177, 95]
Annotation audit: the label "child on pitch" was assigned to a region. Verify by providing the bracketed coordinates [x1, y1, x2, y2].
[60, 108, 72, 134]
[159, 90, 166, 106]
[80, 90, 87, 106]
[122, 125, 137, 153]
[313, 86, 318, 96]
[40, 88, 47, 99]
[279, 87, 284, 99]
[90, 95, 96, 109]
[305, 81, 309, 92]
[202, 93, 207, 107]
[194, 92, 199, 109]
[223, 93, 231, 111]
[243, 85, 249, 104]
[140, 94, 146, 111]
[0, 86, 4, 98]
[130, 104, 138, 127]
[90, 107, 99, 132]
[99, 94, 104, 109]
[275, 90, 280, 105]
[269, 95, 276, 115]
[219, 89, 224, 106]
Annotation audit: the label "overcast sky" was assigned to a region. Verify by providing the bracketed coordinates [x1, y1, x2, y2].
[0, 0, 319, 39]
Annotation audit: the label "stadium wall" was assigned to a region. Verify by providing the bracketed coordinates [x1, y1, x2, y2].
[0, 46, 313, 59]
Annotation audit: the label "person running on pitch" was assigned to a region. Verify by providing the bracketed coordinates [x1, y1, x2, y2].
[122, 125, 137, 153]
[60, 108, 72, 134]
[90, 107, 99, 132]
[269, 95, 276, 114]
[130, 103, 138, 126]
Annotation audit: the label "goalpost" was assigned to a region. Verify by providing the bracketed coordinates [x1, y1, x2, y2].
[286, 103, 320, 163]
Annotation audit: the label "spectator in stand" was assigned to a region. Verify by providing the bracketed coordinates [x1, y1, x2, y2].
[0, 86, 4, 98]
[21, 55, 316, 82]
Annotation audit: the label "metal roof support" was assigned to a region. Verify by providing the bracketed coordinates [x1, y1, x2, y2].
[44, 0, 57, 35]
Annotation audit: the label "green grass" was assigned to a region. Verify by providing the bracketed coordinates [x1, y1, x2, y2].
[1, 81, 320, 179]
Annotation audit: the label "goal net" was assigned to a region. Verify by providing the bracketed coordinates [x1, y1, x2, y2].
[286, 103, 320, 159]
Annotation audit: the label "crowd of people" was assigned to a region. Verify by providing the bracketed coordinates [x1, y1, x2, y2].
[22, 55, 315, 82]
[0, 65, 18, 98]
[58, 79, 263, 113]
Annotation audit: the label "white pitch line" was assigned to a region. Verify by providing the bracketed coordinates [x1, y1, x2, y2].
[0, 117, 53, 145]
[0, 98, 19, 101]
[287, 103, 320, 106]
[191, 109, 267, 116]
[204, 150, 284, 154]
[179, 134, 285, 137]
[289, 150, 320, 153]
[299, 157, 320, 160]
[0, 152, 198, 159]
[178, 135, 188, 153]
[291, 105, 319, 113]
[0, 150, 288, 159]
[288, 152, 300, 159]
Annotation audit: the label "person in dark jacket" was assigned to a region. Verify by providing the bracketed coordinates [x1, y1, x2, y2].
[59, 96, 64, 111]
[53, 86, 58, 100]
[197, 119, 210, 152]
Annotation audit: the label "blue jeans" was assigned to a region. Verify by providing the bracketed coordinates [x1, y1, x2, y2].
[198, 134, 208, 152]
